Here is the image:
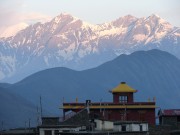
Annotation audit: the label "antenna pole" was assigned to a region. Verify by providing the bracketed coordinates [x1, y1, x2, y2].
[40, 96, 43, 118]
[28, 118, 31, 129]
[37, 96, 43, 126]
[1, 121, 3, 131]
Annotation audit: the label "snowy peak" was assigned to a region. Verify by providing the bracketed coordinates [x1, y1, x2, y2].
[0, 13, 180, 83]
[123, 14, 174, 43]
[51, 12, 79, 24]
[146, 14, 170, 25]
[172, 28, 180, 37]
[8, 13, 174, 43]
[147, 14, 161, 20]
[1, 13, 177, 50]
[44, 13, 88, 36]
[112, 15, 137, 27]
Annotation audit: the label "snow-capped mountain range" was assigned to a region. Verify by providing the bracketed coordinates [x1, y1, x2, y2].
[0, 13, 180, 82]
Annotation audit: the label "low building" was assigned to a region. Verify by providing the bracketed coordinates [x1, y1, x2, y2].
[114, 121, 148, 132]
[38, 117, 85, 135]
[158, 109, 180, 126]
[0, 128, 37, 135]
[39, 125, 82, 135]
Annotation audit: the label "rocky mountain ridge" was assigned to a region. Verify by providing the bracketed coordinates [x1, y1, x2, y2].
[0, 13, 180, 82]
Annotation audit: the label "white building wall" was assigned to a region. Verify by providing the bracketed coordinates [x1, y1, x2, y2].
[103, 121, 113, 130]
[131, 124, 140, 131]
[94, 119, 102, 130]
[142, 123, 148, 131]
[113, 125, 122, 131]
[126, 125, 130, 131]
[113, 123, 148, 132]
[39, 127, 82, 135]
[94, 120, 113, 131]
[39, 129, 45, 135]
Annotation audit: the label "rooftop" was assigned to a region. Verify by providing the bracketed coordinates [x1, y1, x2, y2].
[111, 82, 137, 93]
[159, 109, 180, 116]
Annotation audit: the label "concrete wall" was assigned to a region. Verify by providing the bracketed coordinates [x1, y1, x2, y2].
[94, 120, 113, 131]
[40, 128, 55, 135]
[114, 123, 148, 132]
[114, 124, 122, 131]
[102, 121, 113, 130]
[39, 127, 82, 135]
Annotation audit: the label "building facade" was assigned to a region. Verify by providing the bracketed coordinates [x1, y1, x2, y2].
[61, 82, 156, 125]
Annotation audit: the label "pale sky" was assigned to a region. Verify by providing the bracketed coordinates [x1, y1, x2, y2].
[0, 0, 179, 31]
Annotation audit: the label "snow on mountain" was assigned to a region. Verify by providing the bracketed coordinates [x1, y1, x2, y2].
[0, 13, 180, 83]
[0, 23, 28, 38]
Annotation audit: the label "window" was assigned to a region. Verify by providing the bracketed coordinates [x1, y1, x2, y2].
[119, 96, 128, 103]
[140, 125, 143, 131]
[177, 116, 180, 122]
[122, 125, 126, 131]
[44, 130, 52, 135]
[54, 130, 59, 135]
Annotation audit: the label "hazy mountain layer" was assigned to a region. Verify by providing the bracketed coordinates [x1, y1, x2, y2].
[2, 49, 180, 129]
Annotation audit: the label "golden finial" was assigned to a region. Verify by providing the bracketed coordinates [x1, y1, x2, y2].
[76, 97, 78, 103]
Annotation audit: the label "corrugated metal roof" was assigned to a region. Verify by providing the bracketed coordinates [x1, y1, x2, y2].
[161, 109, 180, 116]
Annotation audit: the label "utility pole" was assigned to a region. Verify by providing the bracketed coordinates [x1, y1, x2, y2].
[1, 121, 3, 131]
[39, 96, 43, 125]
[37, 106, 40, 126]
[100, 99, 102, 113]
[25, 121, 27, 135]
[28, 118, 31, 132]
[40, 96, 43, 118]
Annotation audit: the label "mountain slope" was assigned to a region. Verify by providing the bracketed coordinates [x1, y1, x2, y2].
[0, 87, 39, 129]
[5, 49, 180, 122]
[0, 13, 180, 83]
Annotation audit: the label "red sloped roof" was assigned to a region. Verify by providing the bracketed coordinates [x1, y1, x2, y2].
[161, 109, 180, 116]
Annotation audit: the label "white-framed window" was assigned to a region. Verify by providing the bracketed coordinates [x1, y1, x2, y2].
[119, 96, 128, 103]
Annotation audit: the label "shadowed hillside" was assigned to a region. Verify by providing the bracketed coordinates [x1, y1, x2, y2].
[2, 49, 180, 129]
